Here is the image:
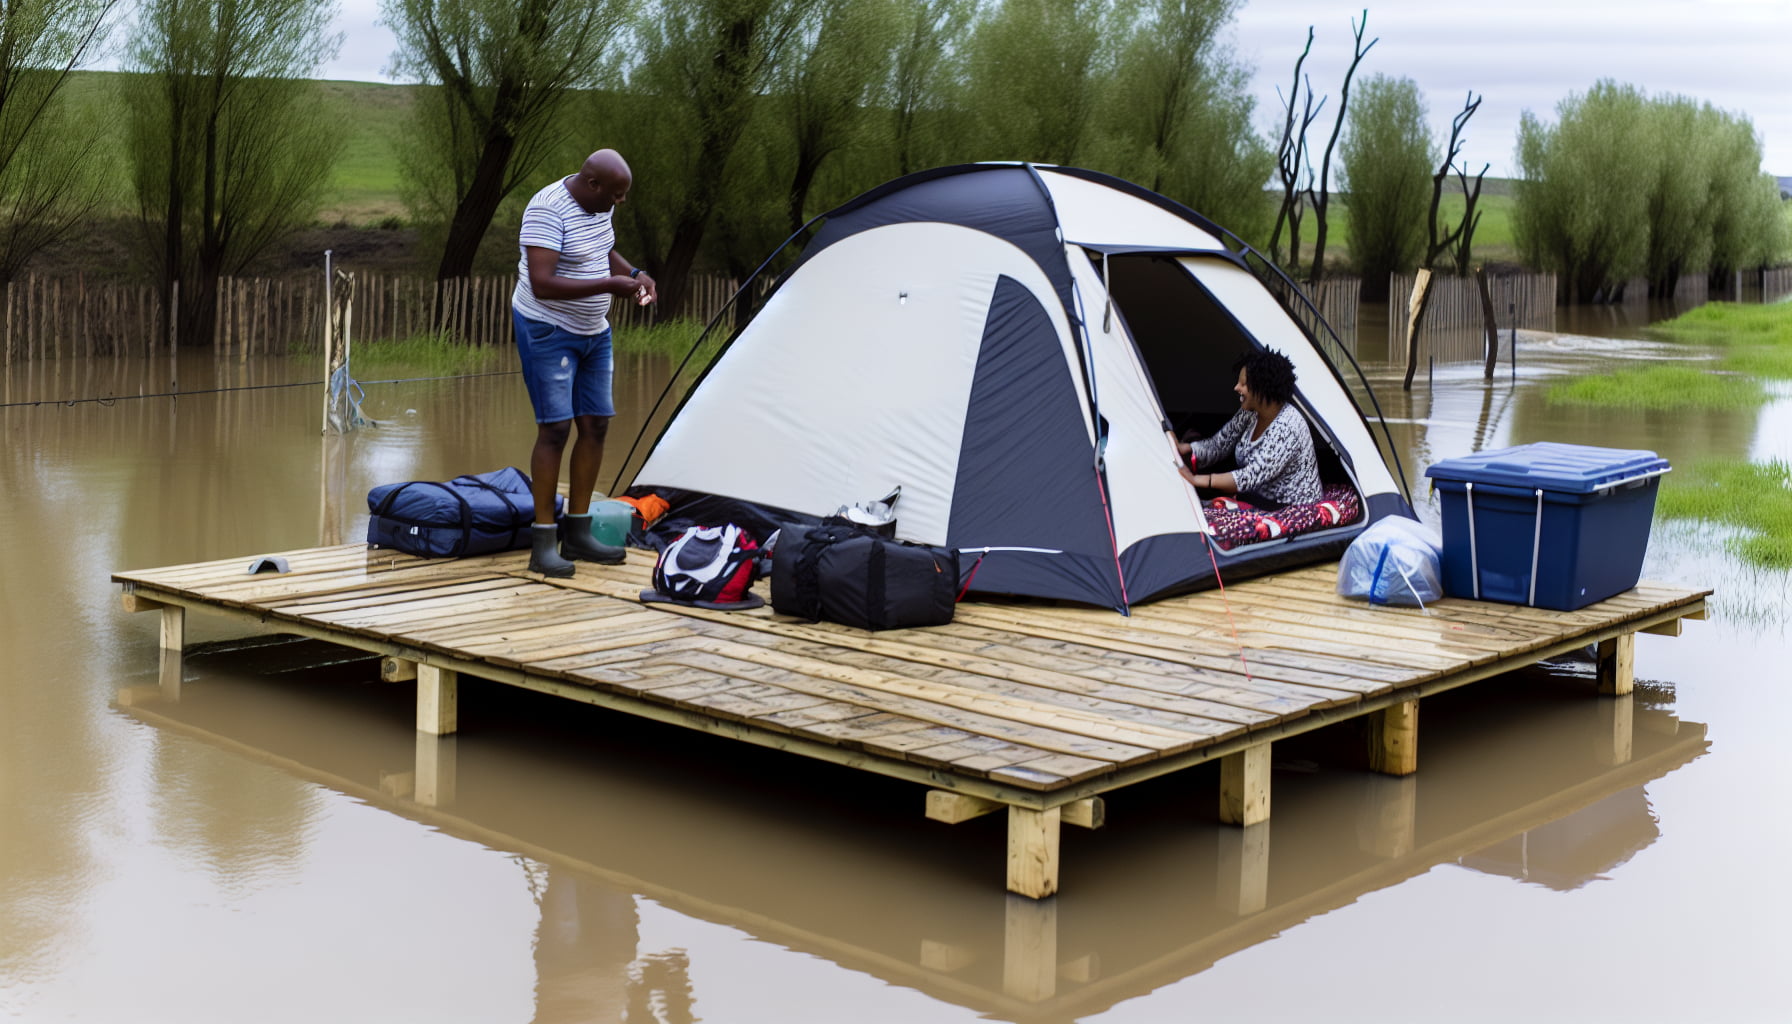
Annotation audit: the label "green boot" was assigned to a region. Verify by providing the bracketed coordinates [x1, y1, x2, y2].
[529, 523, 575, 578]
[560, 513, 626, 564]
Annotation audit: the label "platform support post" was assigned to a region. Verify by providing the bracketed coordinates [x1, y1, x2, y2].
[157, 648, 183, 703]
[414, 733, 457, 807]
[1597, 633, 1635, 696]
[1002, 894, 1058, 1000]
[1006, 805, 1061, 899]
[1369, 699, 1419, 776]
[417, 664, 459, 736]
[1216, 822, 1270, 915]
[159, 604, 184, 652]
[1596, 694, 1635, 767]
[1219, 744, 1270, 825]
[1357, 775, 1417, 858]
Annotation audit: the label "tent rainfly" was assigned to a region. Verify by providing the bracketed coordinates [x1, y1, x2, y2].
[625, 164, 1412, 612]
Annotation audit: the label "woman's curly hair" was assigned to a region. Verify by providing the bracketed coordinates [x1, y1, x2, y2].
[1233, 348, 1298, 405]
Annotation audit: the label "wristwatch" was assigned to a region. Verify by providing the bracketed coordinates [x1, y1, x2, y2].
[629, 267, 643, 278]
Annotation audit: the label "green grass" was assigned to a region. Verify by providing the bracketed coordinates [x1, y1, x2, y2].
[1544, 364, 1765, 410]
[1653, 301, 1792, 381]
[1656, 458, 1792, 569]
[1649, 301, 1792, 350]
[1548, 301, 1792, 410]
[614, 318, 722, 361]
[1290, 194, 1520, 273]
[320, 332, 507, 378]
[315, 80, 418, 224]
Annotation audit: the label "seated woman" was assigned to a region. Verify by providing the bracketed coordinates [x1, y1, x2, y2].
[1174, 348, 1322, 510]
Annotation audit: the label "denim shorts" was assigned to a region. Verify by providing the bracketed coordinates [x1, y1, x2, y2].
[513, 311, 613, 422]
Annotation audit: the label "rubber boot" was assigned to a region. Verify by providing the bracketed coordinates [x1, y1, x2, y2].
[560, 513, 626, 564]
[529, 523, 576, 578]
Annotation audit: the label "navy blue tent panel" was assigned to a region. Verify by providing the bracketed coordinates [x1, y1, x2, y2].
[947, 276, 1122, 608]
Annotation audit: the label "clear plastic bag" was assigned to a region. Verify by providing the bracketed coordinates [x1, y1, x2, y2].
[1337, 516, 1444, 607]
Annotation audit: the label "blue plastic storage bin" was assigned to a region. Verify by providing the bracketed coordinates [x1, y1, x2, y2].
[1424, 443, 1670, 610]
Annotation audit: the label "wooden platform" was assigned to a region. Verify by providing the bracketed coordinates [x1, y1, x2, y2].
[114, 543, 1708, 897]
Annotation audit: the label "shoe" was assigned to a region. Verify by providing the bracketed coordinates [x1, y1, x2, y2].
[560, 513, 626, 564]
[529, 523, 575, 577]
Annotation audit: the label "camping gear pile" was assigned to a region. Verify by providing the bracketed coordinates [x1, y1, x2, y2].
[623, 164, 1410, 612]
[367, 467, 552, 558]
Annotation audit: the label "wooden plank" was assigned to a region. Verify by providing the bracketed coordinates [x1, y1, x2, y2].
[121, 592, 166, 614]
[1061, 796, 1104, 830]
[1639, 618, 1682, 637]
[1368, 699, 1419, 776]
[265, 575, 519, 615]
[926, 790, 1000, 824]
[380, 657, 417, 682]
[653, 649, 1172, 759]
[681, 618, 1283, 730]
[1006, 806, 1061, 899]
[673, 629, 1244, 743]
[1597, 632, 1636, 696]
[417, 664, 458, 736]
[1219, 744, 1270, 826]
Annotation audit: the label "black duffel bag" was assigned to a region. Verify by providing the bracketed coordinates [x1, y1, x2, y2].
[770, 523, 959, 630]
[367, 467, 556, 558]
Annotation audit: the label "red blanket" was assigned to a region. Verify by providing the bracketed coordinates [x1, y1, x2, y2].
[1204, 483, 1362, 550]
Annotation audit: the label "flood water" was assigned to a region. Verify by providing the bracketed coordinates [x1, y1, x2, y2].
[3, 320, 1788, 1022]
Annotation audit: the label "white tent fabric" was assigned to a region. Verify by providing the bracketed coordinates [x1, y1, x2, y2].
[1037, 169, 1225, 251]
[637, 222, 1079, 546]
[1063, 247, 1212, 553]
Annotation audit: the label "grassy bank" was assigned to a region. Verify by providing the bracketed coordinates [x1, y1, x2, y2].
[1657, 458, 1792, 569]
[1547, 301, 1792, 410]
[1546, 364, 1764, 411]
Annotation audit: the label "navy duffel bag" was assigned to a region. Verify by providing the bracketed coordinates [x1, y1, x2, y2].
[366, 467, 557, 558]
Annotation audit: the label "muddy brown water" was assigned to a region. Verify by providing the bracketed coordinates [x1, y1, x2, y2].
[2, 324, 1788, 1022]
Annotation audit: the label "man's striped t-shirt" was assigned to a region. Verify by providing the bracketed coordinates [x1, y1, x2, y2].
[512, 177, 615, 335]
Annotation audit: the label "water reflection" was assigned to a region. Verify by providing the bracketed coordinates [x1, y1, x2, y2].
[110, 641, 1706, 1023]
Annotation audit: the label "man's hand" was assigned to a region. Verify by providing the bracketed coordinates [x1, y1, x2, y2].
[632, 272, 658, 306]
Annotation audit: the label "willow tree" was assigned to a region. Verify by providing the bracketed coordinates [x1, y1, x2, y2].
[776, 0, 900, 235]
[1514, 81, 1655, 303]
[1091, 0, 1271, 242]
[886, 0, 971, 176]
[0, 0, 117, 283]
[1337, 74, 1431, 298]
[126, 0, 341, 347]
[383, 0, 628, 282]
[614, 0, 818, 319]
[956, 0, 1126, 165]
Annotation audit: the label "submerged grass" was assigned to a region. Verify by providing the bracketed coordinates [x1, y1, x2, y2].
[1656, 458, 1792, 569]
[1545, 364, 1764, 410]
[1548, 301, 1792, 410]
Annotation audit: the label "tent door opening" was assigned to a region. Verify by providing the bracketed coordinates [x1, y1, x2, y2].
[1092, 251, 1355, 490]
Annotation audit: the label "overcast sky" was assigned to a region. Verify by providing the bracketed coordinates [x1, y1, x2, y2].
[321, 0, 1791, 178]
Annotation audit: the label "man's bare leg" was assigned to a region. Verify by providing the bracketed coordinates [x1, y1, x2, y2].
[564, 414, 611, 515]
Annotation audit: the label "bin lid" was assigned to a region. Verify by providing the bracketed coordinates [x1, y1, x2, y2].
[1424, 442, 1670, 493]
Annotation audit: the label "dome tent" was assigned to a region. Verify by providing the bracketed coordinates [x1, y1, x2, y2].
[622, 164, 1412, 612]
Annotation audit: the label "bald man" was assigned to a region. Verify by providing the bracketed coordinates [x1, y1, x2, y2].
[511, 150, 658, 577]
